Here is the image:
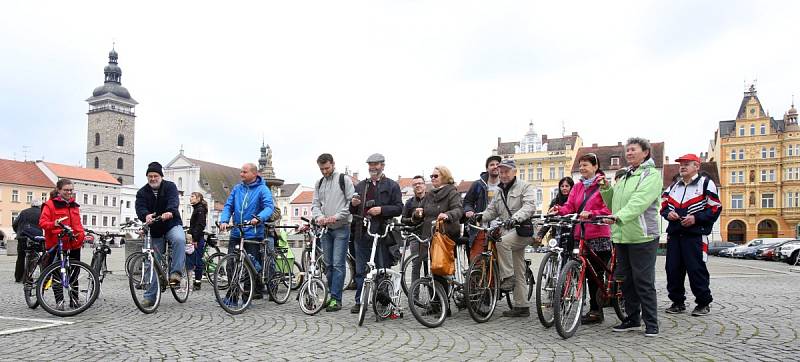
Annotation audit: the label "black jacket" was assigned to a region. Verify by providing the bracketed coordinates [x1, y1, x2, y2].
[13, 205, 43, 239]
[350, 176, 403, 239]
[413, 184, 463, 240]
[463, 172, 491, 214]
[189, 202, 208, 242]
[135, 180, 183, 238]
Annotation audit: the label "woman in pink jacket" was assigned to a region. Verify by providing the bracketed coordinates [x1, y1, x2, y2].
[554, 153, 612, 324]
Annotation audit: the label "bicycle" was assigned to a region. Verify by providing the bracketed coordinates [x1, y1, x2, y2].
[36, 221, 100, 317]
[21, 235, 46, 309]
[406, 222, 468, 328]
[86, 222, 130, 284]
[297, 217, 328, 315]
[463, 219, 513, 323]
[534, 213, 579, 328]
[398, 222, 426, 298]
[126, 216, 192, 314]
[300, 233, 356, 292]
[355, 215, 403, 326]
[213, 219, 295, 314]
[553, 216, 626, 339]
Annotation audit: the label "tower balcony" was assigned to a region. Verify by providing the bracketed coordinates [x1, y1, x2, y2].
[87, 105, 135, 116]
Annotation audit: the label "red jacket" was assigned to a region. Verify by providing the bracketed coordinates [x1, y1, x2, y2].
[39, 196, 85, 250]
[557, 175, 611, 241]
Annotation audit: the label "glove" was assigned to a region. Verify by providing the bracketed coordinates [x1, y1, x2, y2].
[502, 218, 517, 229]
[469, 214, 483, 224]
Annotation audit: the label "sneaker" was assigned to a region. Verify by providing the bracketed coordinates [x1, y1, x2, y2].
[665, 303, 686, 314]
[499, 277, 515, 292]
[169, 272, 182, 285]
[350, 304, 361, 314]
[581, 310, 604, 324]
[691, 304, 710, 316]
[612, 319, 641, 332]
[644, 326, 659, 337]
[141, 299, 155, 308]
[193, 281, 202, 290]
[326, 300, 342, 312]
[502, 307, 530, 317]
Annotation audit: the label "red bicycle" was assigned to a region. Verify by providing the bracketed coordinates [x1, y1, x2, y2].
[553, 216, 627, 339]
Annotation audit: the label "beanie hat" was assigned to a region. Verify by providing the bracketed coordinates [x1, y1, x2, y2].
[146, 162, 164, 176]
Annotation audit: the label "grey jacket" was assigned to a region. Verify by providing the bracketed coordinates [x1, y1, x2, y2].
[481, 178, 537, 241]
[311, 171, 356, 229]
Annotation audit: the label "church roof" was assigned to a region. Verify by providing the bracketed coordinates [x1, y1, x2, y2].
[184, 157, 241, 207]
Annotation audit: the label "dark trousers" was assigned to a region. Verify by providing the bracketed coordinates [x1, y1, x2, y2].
[186, 237, 206, 280]
[48, 249, 81, 303]
[615, 240, 658, 329]
[354, 232, 390, 304]
[588, 249, 612, 311]
[14, 238, 26, 282]
[665, 233, 712, 307]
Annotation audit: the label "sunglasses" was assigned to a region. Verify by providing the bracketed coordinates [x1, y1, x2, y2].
[430, 174, 440, 179]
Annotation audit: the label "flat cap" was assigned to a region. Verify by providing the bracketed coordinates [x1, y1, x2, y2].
[366, 153, 385, 163]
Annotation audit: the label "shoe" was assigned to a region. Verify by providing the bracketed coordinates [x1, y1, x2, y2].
[612, 319, 641, 332]
[502, 307, 530, 317]
[581, 310, 604, 324]
[326, 300, 342, 312]
[644, 326, 659, 337]
[691, 304, 710, 316]
[169, 272, 182, 285]
[499, 277, 515, 292]
[141, 299, 155, 308]
[350, 304, 361, 314]
[665, 303, 686, 314]
[193, 281, 202, 290]
[252, 293, 263, 300]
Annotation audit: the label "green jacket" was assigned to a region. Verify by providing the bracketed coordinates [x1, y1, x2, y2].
[600, 159, 662, 244]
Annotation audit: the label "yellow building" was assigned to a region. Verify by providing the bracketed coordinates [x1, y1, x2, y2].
[0, 159, 56, 239]
[495, 122, 582, 213]
[714, 85, 800, 242]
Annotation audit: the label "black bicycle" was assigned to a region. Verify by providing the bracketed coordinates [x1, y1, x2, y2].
[21, 235, 46, 309]
[86, 222, 131, 284]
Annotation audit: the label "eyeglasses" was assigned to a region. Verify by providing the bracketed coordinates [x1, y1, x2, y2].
[61, 188, 74, 193]
[429, 174, 440, 179]
[585, 153, 599, 164]
[412, 183, 425, 187]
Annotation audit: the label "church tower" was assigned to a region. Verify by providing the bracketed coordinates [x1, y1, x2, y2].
[85, 46, 137, 185]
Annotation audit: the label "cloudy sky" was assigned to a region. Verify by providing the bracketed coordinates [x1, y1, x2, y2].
[2, 1, 799, 187]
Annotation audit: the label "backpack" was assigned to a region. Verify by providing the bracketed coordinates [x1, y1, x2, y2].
[317, 173, 346, 196]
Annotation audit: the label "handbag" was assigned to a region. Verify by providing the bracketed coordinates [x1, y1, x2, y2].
[430, 220, 456, 276]
[499, 191, 534, 237]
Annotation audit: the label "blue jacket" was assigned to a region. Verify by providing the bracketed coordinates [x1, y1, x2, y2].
[219, 176, 275, 240]
[135, 180, 183, 238]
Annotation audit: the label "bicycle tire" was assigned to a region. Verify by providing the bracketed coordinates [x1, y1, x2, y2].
[358, 280, 371, 326]
[465, 255, 499, 323]
[400, 254, 417, 298]
[298, 278, 328, 315]
[127, 252, 161, 314]
[204, 252, 227, 289]
[171, 263, 191, 303]
[611, 278, 627, 322]
[90, 253, 108, 283]
[553, 260, 585, 339]
[372, 275, 395, 320]
[267, 251, 292, 304]
[213, 254, 255, 315]
[291, 260, 304, 291]
[407, 277, 447, 328]
[535, 251, 559, 328]
[37, 260, 100, 317]
[344, 254, 356, 290]
[23, 252, 42, 309]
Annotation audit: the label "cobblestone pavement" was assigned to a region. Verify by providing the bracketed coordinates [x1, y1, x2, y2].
[0, 248, 797, 361]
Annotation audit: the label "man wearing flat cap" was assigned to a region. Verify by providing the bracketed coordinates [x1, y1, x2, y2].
[348, 153, 403, 313]
[660, 154, 721, 317]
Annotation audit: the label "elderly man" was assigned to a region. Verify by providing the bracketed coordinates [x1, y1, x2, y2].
[660, 154, 721, 317]
[13, 199, 44, 282]
[477, 159, 537, 317]
[348, 153, 403, 314]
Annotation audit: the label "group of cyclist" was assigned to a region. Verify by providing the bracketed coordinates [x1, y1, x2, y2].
[22, 136, 721, 338]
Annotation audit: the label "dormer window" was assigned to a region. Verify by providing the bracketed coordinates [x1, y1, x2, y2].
[610, 157, 620, 166]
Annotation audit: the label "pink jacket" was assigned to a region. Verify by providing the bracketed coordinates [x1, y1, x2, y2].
[557, 175, 611, 240]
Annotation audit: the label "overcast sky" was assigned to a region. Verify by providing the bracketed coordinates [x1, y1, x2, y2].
[2, 1, 799, 187]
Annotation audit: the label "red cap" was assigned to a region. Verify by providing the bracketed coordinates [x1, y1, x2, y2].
[675, 153, 701, 163]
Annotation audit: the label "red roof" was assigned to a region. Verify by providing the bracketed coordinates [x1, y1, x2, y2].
[457, 180, 473, 193]
[0, 159, 55, 188]
[44, 162, 120, 185]
[397, 177, 415, 189]
[291, 191, 314, 205]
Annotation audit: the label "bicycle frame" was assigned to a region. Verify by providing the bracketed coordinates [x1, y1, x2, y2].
[362, 217, 402, 319]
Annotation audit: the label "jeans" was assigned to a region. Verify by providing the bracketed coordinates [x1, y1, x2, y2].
[186, 237, 205, 280]
[144, 225, 186, 302]
[320, 226, 350, 303]
[228, 237, 271, 293]
[354, 231, 390, 305]
[615, 239, 658, 329]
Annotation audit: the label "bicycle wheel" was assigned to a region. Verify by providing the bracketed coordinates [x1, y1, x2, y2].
[358, 279, 371, 326]
[373, 274, 396, 320]
[124, 252, 137, 278]
[535, 252, 559, 328]
[465, 255, 499, 323]
[400, 254, 417, 298]
[553, 260, 585, 339]
[266, 251, 292, 304]
[298, 278, 328, 315]
[171, 263, 192, 303]
[204, 252, 227, 289]
[291, 260, 304, 291]
[37, 260, 100, 317]
[214, 254, 254, 315]
[611, 278, 627, 322]
[407, 277, 447, 328]
[23, 253, 42, 309]
[127, 252, 161, 314]
[345, 254, 356, 290]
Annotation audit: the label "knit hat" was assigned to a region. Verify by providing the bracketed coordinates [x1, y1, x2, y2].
[146, 162, 164, 176]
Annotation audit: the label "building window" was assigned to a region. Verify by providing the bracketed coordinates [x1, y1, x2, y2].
[26, 191, 33, 203]
[102, 216, 108, 227]
[91, 215, 97, 226]
[11, 212, 20, 224]
[283, 207, 287, 216]
[117, 158, 124, 169]
[92, 195, 97, 205]
[302, 208, 308, 216]
[760, 124, 766, 135]
[549, 167, 555, 180]
[769, 147, 775, 158]
[104, 196, 109, 206]
[739, 149, 744, 159]
[730, 150, 736, 160]
[178, 177, 183, 189]
[739, 126, 744, 136]
[731, 194, 743, 209]
[112, 197, 117, 207]
[536, 167, 542, 180]
[761, 147, 767, 159]
[83, 194, 89, 204]
[738, 171, 744, 183]
[117, 134, 124, 147]
[750, 124, 755, 135]
[789, 146, 794, 157]
[786, 192, 799, 208]
[41, 192, 47, 202]
[126, 201, 131, 208]
[95, 133, 100, 146]
[730, 171, 737, 183]
[94, 157, 99, 169]
[82, 215, 88, 225]
[761, 170, 775, 182]
[294, 208, 299, 217]
[11, 190, 19, 202]
[528, 169, 533, 180]
[611, 157, 620, 166]
[112, 217, 116, 226]
[762, 193, 775, 208]
[519, 171, 525, 181]
[558, 167, 565, 179]
[536, 189, 543, 206]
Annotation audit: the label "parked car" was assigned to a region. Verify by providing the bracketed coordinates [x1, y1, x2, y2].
[756, 240, 797, 261]
[728, 238, 794, 258]
[778, 240, 800, 264]
[708, 241, 737, 256]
